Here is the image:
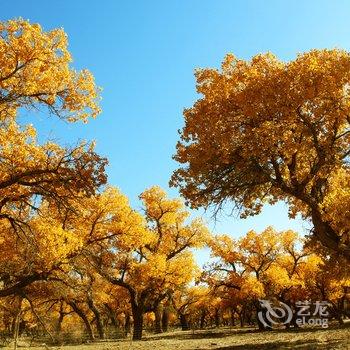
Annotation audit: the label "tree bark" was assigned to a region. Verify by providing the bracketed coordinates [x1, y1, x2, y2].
[124, 311, 131, 336]
[154, 304, 163, 333]
[56, 308, 64, 336]
[68, 301, 94, 341]
[0, 273, 47, 298]
[162, 307, 169, 332]
[239, 308, 245, 328]
[13, 299, 22, 350]
[131, 305, 144, 340]
[215, 308, 220, 327]
[87, 296, 105, 339]
[256, 307, 272, 331]
[104, 303, 117, 328]
[200, 309, 206, 329]
[230, 309, 235, 327]
[179, 313, 189, 331]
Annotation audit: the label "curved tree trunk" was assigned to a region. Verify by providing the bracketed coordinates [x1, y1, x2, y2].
[87, 296, 105, 339]
[68, 301, 94, 341]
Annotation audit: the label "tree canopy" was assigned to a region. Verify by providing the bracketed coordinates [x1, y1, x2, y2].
[171, 49, 350, 258]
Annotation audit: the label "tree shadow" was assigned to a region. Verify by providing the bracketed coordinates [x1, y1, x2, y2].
[147, 324, 350, 341]
[201, 338, 346, 350]
[145, 325, 350, 349]
[146, 328, 260, 341]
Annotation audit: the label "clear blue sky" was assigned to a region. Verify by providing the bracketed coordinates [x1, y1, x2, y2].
[3, 1, 350, 265]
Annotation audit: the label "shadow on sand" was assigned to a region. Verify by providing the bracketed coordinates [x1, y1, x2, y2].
[144, 324, 350, 349]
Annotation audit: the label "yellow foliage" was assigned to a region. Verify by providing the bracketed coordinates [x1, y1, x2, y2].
[0, 19, 100, 122]
[172, 48, 350, 255]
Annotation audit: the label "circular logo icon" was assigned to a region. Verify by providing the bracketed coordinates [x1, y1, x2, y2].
[258, 300, 293, 328]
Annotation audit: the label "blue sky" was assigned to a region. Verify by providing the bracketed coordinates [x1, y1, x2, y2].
[3, 1, 350, 265]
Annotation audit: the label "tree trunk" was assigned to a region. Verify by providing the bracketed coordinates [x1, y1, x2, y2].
[310, 207, 349, 258]
[179, 313, 189, 331]
[246, 309, 253, 326]
[256, 308, 271, 331]
[215, 308, 220, 327]
[154, 305, 163, 333]
[337, 298, 345, 325]
[162, 307, 169, 332]
[239, 309, 245, 328]
[13, 303, 22, 350]
[87, 296, 105, 339]
[68, 301, 94, 341]
[132, 306, 144, 340]
[230, 309, 235, 327]
[124, 312, 131, 336]
[200, 309, 206, 329]
[55, 308, 65, 337]
[104, 303, 119, 330]
[13, 315, 20, 350]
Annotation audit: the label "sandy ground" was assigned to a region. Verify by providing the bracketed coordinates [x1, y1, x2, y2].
[4, 326, 350, 350]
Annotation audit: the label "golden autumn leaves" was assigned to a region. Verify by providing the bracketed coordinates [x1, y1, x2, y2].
[0, 19, 107, 295]
[172, 49, 350, 257]
[0, 19, 100, 122]
[204, 227, 350, 331]
[1, 17, 350, 341]
[0, 19, 213, 340]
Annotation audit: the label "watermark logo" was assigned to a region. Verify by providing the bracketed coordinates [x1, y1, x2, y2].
[258, 300, 329, 328]
[258, 300, 293, 328]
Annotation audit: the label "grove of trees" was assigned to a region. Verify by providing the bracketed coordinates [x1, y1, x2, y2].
[0, 19, 349, 347]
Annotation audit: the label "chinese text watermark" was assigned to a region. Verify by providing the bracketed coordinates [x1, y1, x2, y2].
[258, 300, 329, 329]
